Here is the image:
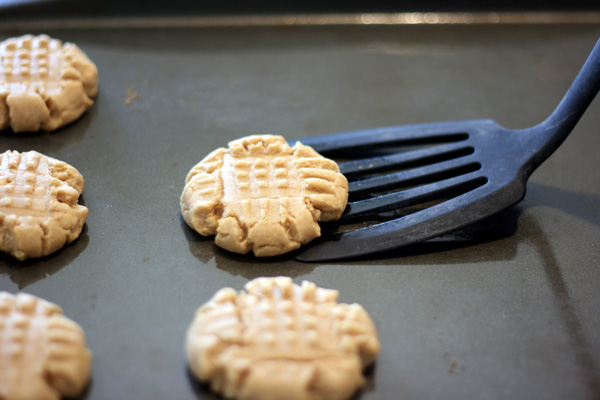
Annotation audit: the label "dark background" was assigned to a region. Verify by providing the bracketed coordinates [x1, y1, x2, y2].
[1, 0, 600, 20]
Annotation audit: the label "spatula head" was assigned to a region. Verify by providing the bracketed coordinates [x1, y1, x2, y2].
[292, 119, 537, 262]
[292, 37, 600, 262]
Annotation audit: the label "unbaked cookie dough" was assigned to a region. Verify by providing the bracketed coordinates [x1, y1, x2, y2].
[180, 135, 348, 256]
[0, 150, 88, 260]
[186, 277, 380, 400]
[0, 292, 92, 400]
[0, 34, 98, 133]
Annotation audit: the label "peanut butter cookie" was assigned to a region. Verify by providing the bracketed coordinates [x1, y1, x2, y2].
[181, 135, 348, 256]
[186, 277, 379, 400]
[0, 292, 92, 400]
[0, 150, 88, 260]
[0, 34, 98, 132]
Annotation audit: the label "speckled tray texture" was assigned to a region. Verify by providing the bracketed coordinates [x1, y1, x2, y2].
[1, 22, 600, 400]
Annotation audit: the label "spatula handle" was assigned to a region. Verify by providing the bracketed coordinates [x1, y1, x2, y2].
[523, 37, 600, 177]
[537, 37, 600, 141]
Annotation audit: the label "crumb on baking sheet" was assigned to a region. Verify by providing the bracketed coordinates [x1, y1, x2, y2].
[124, 85, 139, 105]
[448, 357, 457, 374]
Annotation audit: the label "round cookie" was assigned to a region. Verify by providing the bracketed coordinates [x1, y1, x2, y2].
[186, 277, 380, 400]
[0, 34, 98, 133]
[180, 135, 349, 257]
[0, 150, 88, 260]
[0, 292, 92, 400]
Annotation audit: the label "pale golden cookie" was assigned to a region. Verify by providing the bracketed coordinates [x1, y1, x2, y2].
[0, 34, 98, 133]
[180, 135, 348, 256]
[0, 292, 92, 400]
[186, 277, 380, 400]
[0, 150, 88, 260]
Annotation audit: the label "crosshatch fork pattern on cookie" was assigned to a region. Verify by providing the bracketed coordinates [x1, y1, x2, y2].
[0, 151, 55, 215]
[0, 150, 88, 260]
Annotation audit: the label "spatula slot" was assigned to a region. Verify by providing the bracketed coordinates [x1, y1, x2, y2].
[314, 132, 470, 158]
[340, 143, 475, 179]
[349, 160, 482, 199]
[341, 174, 487, 223]
[323, 175, 488, 237]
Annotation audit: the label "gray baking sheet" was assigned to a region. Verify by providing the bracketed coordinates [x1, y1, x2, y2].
[1, 22, 600, 399]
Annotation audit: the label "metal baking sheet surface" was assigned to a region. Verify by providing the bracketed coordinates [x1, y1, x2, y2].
[1, 22, 600, 400]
